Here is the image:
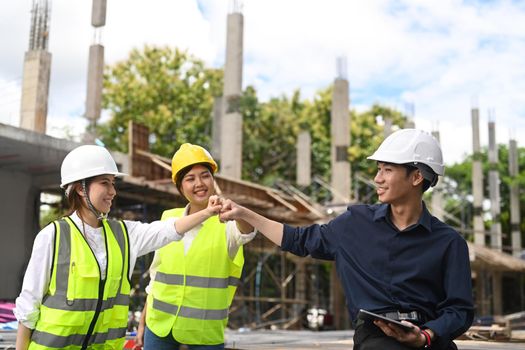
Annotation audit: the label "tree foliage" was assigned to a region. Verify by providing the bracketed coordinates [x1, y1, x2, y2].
[98, 45, 407, 204]
[97, 46, 222, 156]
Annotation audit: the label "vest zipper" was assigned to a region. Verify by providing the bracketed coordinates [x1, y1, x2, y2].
[80, 220, 109, 350]
[81, 278, 106, 350]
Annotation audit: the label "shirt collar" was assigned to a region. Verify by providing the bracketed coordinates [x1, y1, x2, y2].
[373, 202, 432, 233]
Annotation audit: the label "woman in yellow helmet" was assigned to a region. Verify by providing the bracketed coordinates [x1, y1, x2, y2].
[14, 145, 222, 350]
[137, 143, 256, 350]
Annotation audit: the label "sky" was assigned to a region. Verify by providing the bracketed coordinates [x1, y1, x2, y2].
[1, 0, 524, 166]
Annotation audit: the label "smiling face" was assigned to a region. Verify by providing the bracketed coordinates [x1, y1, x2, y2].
[180, 164, 215, 211]
[83, 174, 117, 214]
[373, 162, 421, 205]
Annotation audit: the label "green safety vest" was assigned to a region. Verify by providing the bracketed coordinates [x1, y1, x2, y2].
[146, 208, 244, 345]
[29, 217, 130, 350]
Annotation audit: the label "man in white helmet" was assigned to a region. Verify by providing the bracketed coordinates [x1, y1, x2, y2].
[219, 129, 474, 350]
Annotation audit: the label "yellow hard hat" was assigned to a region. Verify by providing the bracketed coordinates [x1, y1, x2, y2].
[171, 143, 218, 183]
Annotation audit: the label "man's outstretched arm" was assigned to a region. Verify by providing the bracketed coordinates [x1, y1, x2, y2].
[220, 199, 283, 246]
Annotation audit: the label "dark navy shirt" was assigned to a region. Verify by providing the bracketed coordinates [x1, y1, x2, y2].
[282, 202, 473, 347]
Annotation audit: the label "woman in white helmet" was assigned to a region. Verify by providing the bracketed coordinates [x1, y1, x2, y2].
[14, 145, 223, 350]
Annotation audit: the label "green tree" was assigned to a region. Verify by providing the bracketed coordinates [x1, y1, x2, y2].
[98, 45, 409, 204]
[97, 46, 223, 157]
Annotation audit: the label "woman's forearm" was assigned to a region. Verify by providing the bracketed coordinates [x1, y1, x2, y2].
[16, 322, 32, 350]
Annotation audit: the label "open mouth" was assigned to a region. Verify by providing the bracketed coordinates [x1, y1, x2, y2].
[194, 189, 208, 196]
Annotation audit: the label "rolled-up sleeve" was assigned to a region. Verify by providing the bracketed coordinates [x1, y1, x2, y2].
[424, 237, 474, 347]
[226, 221, 257, 259]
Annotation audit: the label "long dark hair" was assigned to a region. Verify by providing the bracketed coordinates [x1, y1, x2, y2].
[64, 179, 91, 216]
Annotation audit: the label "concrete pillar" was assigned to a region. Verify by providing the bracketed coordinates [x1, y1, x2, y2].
[20, 51, 51, 134]
[91, 0, 107, 27]
[85, 44, 104, 123]
[478, 269, 491, 316]
[384, 118, 392, 138]
[492, 271, 503, 315]
[488, 120, 502, 251]
[330, 78, 351, 203]
[330, 264, 349, 329]
[211, 96, 223, 161]
[220, 12, 244, 179]
[84, 0, 107, 143]
[431, 130, 444, 220]
[405, 119, 415, 128]
[296, 131, 311, 186]
[294, 260, 306, 319]
[509, 139, 522, 257]
[471, 108, 485, 245]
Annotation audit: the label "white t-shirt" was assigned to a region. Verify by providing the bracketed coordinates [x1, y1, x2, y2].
[14, 211, 183, 329]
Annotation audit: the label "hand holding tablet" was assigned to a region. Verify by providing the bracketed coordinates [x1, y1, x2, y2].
[357, 309, 415, 332]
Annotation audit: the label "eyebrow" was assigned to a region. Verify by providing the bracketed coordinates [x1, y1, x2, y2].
[97, 176, 115, 182]
[185, 170, 211, 178]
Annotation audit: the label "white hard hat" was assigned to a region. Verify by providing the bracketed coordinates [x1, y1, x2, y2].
[367, 129, 444, 176]
[60, 145, 127, 188]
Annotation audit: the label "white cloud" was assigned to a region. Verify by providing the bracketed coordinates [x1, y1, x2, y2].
[1, 0, 524, 167]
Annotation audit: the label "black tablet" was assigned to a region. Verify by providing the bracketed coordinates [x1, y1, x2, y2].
[357, 309, 415, 332]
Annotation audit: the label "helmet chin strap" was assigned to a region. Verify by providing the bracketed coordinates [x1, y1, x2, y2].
[82, 179, 108, 220]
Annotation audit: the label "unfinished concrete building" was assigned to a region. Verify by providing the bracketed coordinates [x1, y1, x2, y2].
[468, 110, 525, 317]
[19, 0, 52, 134]
[3, 1, 525, 335]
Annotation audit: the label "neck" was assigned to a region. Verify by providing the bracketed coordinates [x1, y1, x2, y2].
[389, 200, 423, 231]
[77, 207, 101, 228]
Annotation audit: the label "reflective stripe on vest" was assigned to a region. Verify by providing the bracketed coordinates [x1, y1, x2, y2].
[29, 217, 130, 350]
[152, 298, 229, 320]
[155, 272, 240, 288]
[41, 293, 129, 311]
[31, 327, 126, 348]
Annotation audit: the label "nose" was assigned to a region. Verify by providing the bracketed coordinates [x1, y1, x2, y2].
[374, 170, 383, 184]
[195, 176, 204, 187]
[109, 183, 117, 196]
